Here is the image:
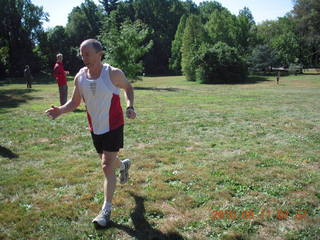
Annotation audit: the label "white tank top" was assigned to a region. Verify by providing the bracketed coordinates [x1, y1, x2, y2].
[77, 64, 124, 135]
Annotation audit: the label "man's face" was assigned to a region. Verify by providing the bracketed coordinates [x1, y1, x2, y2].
[57, 56, 63, 62]
[80, 45, 102, 67]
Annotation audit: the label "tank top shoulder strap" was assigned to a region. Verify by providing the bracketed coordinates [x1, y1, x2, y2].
[101, 64, 109, 80]
[102, 64, 120, 94]
[77, 67, 87, 80]
[77, 67, 87, 97]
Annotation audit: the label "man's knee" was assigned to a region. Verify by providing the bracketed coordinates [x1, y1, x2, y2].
[101, 156, 111, 170]
[101, 154, 116, 174]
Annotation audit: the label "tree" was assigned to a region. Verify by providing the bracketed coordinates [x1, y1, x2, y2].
[195, 42, 247, 83]
[169, 14, 187, 74]
[236, 7, 257, 57]
[257, 17, 300, 67]
[248, 44, 278, 73]
[198, 1, 224, 22]
[0, 0, 48, 76]
[270, 30, 299, 66]
[100, 20, 153, 80]
[292, 0, 320, 66]
[133, 0, 189, 74]
[205, 8, 237, 47]
[0, 40, 9, 77]
[107, 0, 190, 75]
[66, 0, 103, 46]
[181, 14, 205, 81]
[46, 26, 74, 71]
[99, 0, 119, 14]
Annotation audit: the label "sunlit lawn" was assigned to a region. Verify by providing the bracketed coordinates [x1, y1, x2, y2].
[0, 74, 319, 239]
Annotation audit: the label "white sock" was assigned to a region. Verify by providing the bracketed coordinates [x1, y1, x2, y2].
[120, 161, 125, 171]
[102, 201, 112, 211]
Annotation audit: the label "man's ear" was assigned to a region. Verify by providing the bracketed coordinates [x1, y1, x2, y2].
[100, 51, 105, 59]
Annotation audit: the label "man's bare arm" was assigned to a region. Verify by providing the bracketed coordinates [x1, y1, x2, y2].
[110, 67, 136, 119]
[45, 75, 82, 119]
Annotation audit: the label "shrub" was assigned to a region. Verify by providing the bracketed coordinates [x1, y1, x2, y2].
[195, 42, 247, 83]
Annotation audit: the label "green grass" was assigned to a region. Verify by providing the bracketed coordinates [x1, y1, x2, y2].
[0, 74, 319, 240]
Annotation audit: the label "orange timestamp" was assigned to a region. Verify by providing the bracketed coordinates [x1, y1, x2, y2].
[211, 209, 308, 221]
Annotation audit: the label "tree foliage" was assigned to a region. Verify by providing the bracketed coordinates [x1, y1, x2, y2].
[236, 7, 257, 56]
[181, 14, 205, 81]
[106, 0, 191, 75]
[0, 0, 47, 77]
[2, 0, 320, 80]
[256, 17, 300, 66]
[66, 0, 103, 46]
[169, 15, 187, 74]
[292, 0, 320, 66]
[100, 20, 153, 80]
[99, 0, 119, 14]
[205, 8, 237, 47]
[195, 42, 247, 83]
[248, 44, 278, 72]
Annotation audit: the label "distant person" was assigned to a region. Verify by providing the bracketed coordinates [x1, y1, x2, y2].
[276, 71, 280, 84]
[24, 65, 32, 88]
[53, 53, 69, 105]
[45, 39, 136, 228]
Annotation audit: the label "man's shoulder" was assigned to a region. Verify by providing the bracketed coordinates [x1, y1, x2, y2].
[74, 67, 87, 81]
[79, 66, 88, 76]
[109, 65, 124, 80]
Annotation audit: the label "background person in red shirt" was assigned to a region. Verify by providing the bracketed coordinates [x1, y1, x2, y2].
[53, 53, 69, 105]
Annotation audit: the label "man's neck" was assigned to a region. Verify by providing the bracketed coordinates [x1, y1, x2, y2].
[87, 62, 103, 79]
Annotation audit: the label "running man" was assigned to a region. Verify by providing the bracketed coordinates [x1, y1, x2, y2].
[45, 39, 136, 228]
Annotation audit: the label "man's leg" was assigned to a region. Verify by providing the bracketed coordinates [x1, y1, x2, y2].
[58, 85, 68, 105]
[63, 85, 68, 105]
[92, 151, 120, 228]
[59, 86, 64, 105]
[101, 151, 120, 204]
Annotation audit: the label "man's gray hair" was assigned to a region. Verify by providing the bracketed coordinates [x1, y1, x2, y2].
[56, 53, 63, 58]
[81, 39, 103, 53]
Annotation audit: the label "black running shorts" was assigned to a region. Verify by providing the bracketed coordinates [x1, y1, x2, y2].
[91, 125, 124, 153]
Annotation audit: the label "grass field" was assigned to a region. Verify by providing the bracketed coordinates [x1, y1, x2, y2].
[0, 74, 319, 240]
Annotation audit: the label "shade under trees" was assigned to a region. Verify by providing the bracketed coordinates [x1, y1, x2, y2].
[1, 0, 319, 81]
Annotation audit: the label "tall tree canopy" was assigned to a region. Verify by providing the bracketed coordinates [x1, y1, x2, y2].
[0, 0, 48, 76]
[292, 0, 320, 66]
[169, 14, 187, 74]
[100, 19, 153, 80]
[181, 14, 205, 81]
[106, 0, 191, 75]
[66, 0, 103, 46]
[3, 0, 320, 80]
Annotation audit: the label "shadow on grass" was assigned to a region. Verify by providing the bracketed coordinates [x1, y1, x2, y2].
[134, 87, 180, 92]
[0, 72, 73, 86]
[0, 88, 40, 113]
[302, 73, 320, 75]
[0, 145, 19, 159]
[99, 193, 185, 240]
[227, 75, 270, 85]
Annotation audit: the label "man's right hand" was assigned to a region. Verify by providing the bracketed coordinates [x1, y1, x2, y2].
[45, 105, 61, 119]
